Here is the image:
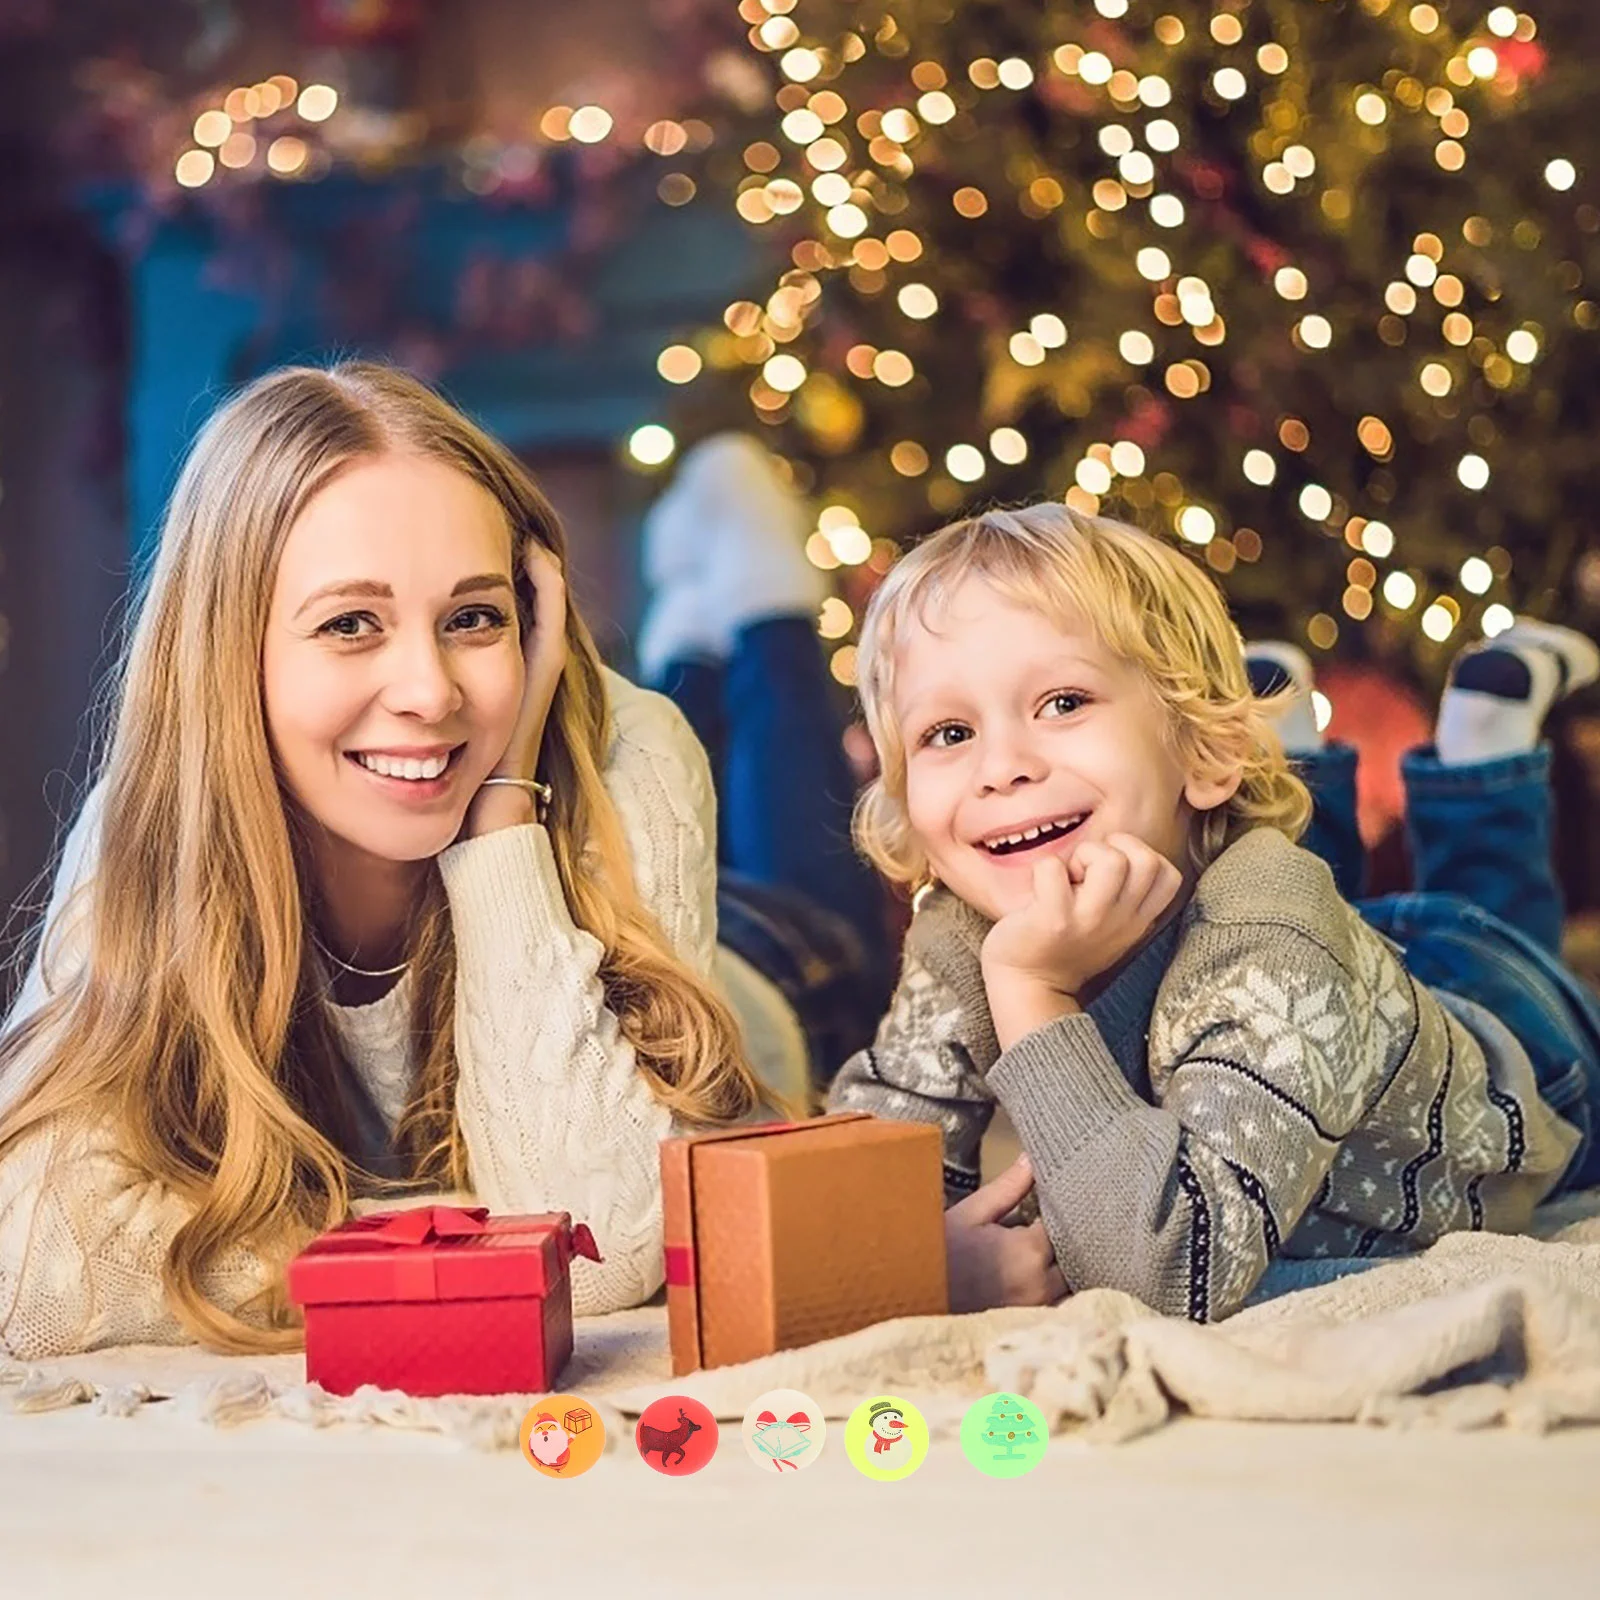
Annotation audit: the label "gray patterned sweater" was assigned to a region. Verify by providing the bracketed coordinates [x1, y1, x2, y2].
[827, 826, 1581, 1322]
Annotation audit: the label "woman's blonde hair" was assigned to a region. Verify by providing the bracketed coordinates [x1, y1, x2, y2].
[853, 502, 1312, 889]
[0, 362, 763, 1352]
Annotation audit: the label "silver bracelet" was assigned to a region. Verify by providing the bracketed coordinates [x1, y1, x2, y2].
[478, 776, 552, 820]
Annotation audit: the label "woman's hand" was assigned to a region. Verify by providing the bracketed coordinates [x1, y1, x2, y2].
[463, 540, 568, 838]
[499, 539, 569, 782]
[944, 1154, 1068, 1313]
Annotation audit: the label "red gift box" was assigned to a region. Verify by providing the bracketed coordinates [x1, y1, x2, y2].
[285, 1204, 602, 1398]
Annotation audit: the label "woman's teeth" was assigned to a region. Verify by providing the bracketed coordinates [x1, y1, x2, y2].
[354, 751, 451, 781]
[983, 814, 1086, 856]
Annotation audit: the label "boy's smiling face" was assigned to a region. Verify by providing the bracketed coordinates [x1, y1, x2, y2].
[894, 573, 1231, 922]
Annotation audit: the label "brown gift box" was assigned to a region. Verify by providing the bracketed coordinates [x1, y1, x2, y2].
[660, 1112, 949, 1375]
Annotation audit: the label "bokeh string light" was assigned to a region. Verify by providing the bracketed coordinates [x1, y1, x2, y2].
[166, 72, 716, 197]
[653, 1, 1595, 679]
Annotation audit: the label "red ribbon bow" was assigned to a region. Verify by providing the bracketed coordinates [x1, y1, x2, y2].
[348, 1205, 603, 1266]
[354, 1205, 491, 1247]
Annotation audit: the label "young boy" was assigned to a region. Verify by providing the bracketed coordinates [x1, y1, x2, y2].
[828, 503, 1600, 1322]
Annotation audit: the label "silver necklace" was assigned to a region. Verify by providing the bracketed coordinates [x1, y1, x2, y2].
[310, 930, 411, 980]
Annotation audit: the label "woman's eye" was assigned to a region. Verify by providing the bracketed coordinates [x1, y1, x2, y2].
[316, 606, 509, 641]
[1043, 691, 1088, 717]
[922, 722, 971, 750]
[448, 605, 510, 633]
[317, 612, 376, 639]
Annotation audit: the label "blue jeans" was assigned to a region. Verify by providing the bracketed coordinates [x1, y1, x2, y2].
[1246, 742, 1600, 1309]
[1299, 741, 1600, 1192]
[652, 618, 894, 1076]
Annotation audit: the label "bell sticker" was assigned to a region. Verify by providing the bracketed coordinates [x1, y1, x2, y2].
[742, 1388, 827, 1475]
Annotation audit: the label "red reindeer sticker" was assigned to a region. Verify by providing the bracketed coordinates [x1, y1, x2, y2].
[634, 1395, 719, 1476]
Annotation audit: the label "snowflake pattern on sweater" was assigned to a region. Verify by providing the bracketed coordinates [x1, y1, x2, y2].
[831, 950, 996, 1204]
[832, 827, 1580, 1322]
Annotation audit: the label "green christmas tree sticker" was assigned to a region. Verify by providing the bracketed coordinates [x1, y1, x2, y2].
[960, 1392, 1050, 1479]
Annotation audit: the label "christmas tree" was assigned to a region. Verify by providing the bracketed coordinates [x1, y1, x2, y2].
[659, 0, 1600, 685]
[979, 1394, 1038, 1463]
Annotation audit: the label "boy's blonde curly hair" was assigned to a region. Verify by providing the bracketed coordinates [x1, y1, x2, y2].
[853, 502, 1313, 889]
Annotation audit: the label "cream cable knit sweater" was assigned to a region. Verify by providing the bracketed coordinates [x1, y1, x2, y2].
[0, 670, 804, 1358]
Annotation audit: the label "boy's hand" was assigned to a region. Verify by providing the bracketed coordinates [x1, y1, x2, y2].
[945, 1155, 1068, 1313]
[980, 832, 1183, 1008]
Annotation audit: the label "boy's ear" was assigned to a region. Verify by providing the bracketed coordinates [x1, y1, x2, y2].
[1183, 751, 1246, 813]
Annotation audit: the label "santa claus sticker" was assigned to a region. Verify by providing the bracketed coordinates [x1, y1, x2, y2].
[741, 1388, 827, 1475]
[520, 1394, 606, 1479]
[844, 1394, 929, 1482]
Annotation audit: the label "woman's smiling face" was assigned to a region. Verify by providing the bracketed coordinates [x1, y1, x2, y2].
[260, 452, 526, 868]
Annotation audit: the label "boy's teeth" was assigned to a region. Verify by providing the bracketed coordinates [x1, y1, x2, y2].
[986, 814, 1085, 853]
[357, 752, 450, 780]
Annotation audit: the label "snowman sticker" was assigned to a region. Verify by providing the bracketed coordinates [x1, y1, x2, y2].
[742, 1388, 827, 1475]
[865, 1401, 908, 1455]
[845, 1394, 929, 1482]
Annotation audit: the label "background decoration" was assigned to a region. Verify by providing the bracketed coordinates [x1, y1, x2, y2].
[45, 0, 749, 390]
[0, 0, 756, 969]
[4, 2, 1600, 936]
[61, 0, 737, 202]
[655, 0, 1600, 688]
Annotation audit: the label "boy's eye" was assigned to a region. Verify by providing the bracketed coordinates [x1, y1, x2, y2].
[921, 721, 972, 750]
[1042, 690, 1089, 717]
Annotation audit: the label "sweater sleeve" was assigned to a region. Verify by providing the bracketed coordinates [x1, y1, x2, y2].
[0, 783, 105, 1117]
[987, 919, 1358, 1323]
[0, 1119, 275, 1358]
[434, 682, 718, 1316]
[599, 673, 719, 980]
[0, 783, 276, 1357]
[825, 944, 996, 1204]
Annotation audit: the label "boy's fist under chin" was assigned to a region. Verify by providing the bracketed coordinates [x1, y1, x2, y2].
[979, 831, 1184, 1001]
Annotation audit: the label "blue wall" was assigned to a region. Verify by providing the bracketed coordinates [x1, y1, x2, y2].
[85, 165, 759, 572]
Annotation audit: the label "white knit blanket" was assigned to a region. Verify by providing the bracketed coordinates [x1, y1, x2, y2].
[6, 1189, 1599, 1450]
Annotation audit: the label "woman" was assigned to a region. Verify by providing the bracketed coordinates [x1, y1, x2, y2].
[0, 362, 772, 1358]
